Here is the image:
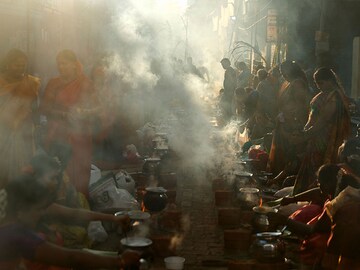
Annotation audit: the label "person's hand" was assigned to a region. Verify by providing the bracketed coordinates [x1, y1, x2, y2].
[113, 214, 131, 232]
[267, 212, 288, 228]
[119, 249, 141, 269]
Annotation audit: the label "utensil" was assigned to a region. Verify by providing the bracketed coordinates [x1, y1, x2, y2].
[252, 206, 278, 232]
[233, 171, 253, 177]
[143, 187, 168, 212]
[164, 256, 185, 270]
[120, 237, 153, 248]
[250, 232, 285, 263]
[237, 187, 260, 210]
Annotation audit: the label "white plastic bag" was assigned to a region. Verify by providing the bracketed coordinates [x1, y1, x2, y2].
[89, 164, 102, 186]
[115, 170, 136, 196]
[87, 221, 108, 242]
[89, 172, 139, 211]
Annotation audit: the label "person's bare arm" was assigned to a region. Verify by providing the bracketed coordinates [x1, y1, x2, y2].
[281, 187, 324, 206]
[34, 241, 140, 269]
[304, 97, 337, 138]
[35, 241, 120, 269]
[46, 203, 130, 228]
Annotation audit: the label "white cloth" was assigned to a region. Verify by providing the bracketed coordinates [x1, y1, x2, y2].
[325, 186, 360, 220]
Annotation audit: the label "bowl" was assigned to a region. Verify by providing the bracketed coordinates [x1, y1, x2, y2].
[164, 256, 185, 270]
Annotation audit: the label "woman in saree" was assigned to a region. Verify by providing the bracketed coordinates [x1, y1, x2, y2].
[267, 61, 312, 186]
[40, 50, 99, 198]
[0, 49, 40, 188]
[292, 67, 351, 194]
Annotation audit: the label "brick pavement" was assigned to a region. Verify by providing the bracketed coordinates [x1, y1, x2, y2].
[174, 165, 227, 270]
[94, 162, 230, 270]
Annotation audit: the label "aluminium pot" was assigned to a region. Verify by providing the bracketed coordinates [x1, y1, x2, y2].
[237, 187, 260, 210]
[142, 158, 161, 175]
[250, 232, 285, 263]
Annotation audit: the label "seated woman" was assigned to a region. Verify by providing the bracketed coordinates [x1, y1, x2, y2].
[0, 175, 140, 270]
[269, 163, 360, 269]
[27, 153, 130, 249]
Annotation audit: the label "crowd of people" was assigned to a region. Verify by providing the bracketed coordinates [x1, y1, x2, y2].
[218, 58, 360, 269]
[0, 48, 143, 269]
[0, 45, 358, 269]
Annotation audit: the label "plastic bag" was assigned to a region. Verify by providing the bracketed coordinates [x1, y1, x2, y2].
[115, 170, 136, 196]
[87, 221, 108, 242]
[89, 164, 102, 186]
[89, 172, 139, 211]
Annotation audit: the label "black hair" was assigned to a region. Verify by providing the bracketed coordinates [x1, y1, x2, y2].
[342, 137, 360, 175]
[280, 60, 308, 84]
[5, 174, 55, 216]
[236, 61, 248, 70]
[313, 67, 344, 92]
[220, 58, 231, 65]
[317, 164, 340, 193]
[30, 154, 61, 177]
[318, 163, 360, 198]
[0, 48, 27, 72]
[257, 69, 268, 81]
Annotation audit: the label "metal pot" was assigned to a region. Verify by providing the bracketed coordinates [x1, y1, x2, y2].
[250, 232, 285, 263]
[252, 213, 270, 233]
[142, 158, 161, 175]
[237, 187, 260, 210]
[252, 206, 278, 233]
[143, 187, 168, 212]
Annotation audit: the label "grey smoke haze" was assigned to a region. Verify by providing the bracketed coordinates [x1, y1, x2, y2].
[96, 0, 228, 169]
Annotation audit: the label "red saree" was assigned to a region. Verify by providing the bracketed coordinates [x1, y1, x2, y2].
[41, 74, 98, 197]
[0, 74, 39, 187]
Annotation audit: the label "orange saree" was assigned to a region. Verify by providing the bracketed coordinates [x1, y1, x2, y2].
[0, 74, 39, 187]
[41, 74, 98, 197]
[293, 89, 351, 194]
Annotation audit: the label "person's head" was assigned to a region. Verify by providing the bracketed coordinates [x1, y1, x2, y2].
[29, 154, 61, 194]
[269, 65, 280, 78]
[341, 137, 360, 175]
[317, 164, 341, 199]
[280, 60, 307, 83]
[254, 63, 265, 73]
[1, 49, 27, 79]
[317, 163, 360, 199]
[257, 69, 268, 81]
[313, 67, 340, 93]
[235, 61, 248, 71]
[56, 49, 80, 79]
[5, 175, 56, 227]
[234, 87, 246, 103]
[220, 58, 231, 70]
